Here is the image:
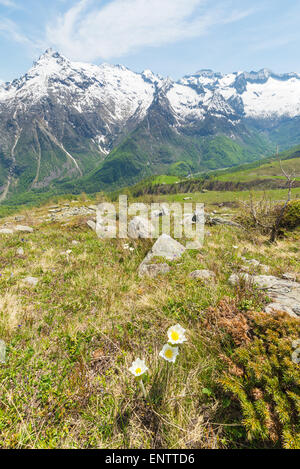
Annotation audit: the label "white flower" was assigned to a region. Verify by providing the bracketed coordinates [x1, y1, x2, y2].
[167, 324, 187, 345]
[129, 358, 148, 377]
[233, 245, 239, 250]
[159, 344, 179, 363]
[123, 244, 129, 250]
[129, 247, 135, 252]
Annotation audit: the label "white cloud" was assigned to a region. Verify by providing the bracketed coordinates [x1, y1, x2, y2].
[46, 0, 255, 62]
[0, 17, 44, 51]
[0, 0, 17, 7]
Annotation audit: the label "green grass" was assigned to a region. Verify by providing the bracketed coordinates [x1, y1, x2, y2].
[151, 175, 181, 185]
[0, 188, 299, 449]
[211, 157, 300, 183]
[138, 187, 300, 206]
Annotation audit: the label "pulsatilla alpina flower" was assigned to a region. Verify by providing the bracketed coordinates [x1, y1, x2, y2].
[167, 324, 187, 345]
[129, 358, 148, 377]
[159, 344, 179, 363]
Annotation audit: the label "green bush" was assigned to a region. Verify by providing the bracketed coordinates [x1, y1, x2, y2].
[280, 200, 300, 230]
[219, 310, 300, 448]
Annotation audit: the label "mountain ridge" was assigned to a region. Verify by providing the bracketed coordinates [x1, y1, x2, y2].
[1, 50, 300, 201]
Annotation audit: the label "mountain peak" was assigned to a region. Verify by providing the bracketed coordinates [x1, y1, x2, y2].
[34, 49, 67, 66]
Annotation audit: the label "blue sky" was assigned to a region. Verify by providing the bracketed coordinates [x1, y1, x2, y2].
[0, 0, 300, 82]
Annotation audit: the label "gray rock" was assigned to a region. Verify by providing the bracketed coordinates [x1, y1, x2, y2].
[230, 273, 300, 319]
[17, 247, 24, 256]
[139, 263, 170, 278]
[206, 215, 241, 228]
[15, 225, 34, 233]
[15, 215, 25, 222]
[71, 240, 79, 246]
[128, 216, 154, 239]
[190, 270, 216, 281]
[0, 228, 14, 235]
[87, 220, 96, 231]
[23, 276, 39, 286]
[138, 234, 186, 276]
[144, 234, 186, 263]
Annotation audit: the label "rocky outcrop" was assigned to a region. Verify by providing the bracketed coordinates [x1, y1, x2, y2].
[229, 273, 300, 318]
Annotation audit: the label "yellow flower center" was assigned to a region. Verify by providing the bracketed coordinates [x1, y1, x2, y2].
[171, 331, 180, 342]
[165, 349, 173, 359]
[135, 368, 142, 374]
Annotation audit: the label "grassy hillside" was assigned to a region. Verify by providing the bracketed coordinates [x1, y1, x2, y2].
[0, 188, 299, 449]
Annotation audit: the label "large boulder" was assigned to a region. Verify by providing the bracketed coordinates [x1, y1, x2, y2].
[128, 216, 154, 239]
[143, 234, 186, 263]
[139, 234, 186, 277]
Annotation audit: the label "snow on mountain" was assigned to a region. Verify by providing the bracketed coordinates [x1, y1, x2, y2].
[1, 50, 300, 128]
[180, 69, 300, 119]
[1, 49, 300, 200]
[0, 49, 156, 125]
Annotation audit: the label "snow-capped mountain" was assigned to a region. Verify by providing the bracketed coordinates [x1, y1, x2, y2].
[1, 49, 300, 200]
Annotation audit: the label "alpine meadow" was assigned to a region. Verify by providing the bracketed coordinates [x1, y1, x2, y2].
[0, 0, 299, 454]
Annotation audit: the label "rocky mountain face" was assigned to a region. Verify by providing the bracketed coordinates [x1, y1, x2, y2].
[1, 50, 300, 200]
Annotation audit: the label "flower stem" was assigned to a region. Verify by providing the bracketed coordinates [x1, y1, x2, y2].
[139, 379, 147, 399]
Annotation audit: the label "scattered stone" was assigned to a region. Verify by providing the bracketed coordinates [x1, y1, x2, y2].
[72, 240, 79, 246]
[205, 215, 242, 228]
[128, 216, 154, 239]
[23, 276, 39, 287]
[0, 228, 14, 235]
[190, 270, 216, 281]
[48, 209, 62, 213]
[88, 205, 97, 211]
[17, 247, 24, 256]
[15, 225, 34, 233]
[15, 215, 25, 222]
[139, 263, 171, 278]
[87, 220, 96, 231]
[183, 197, 192, 201]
